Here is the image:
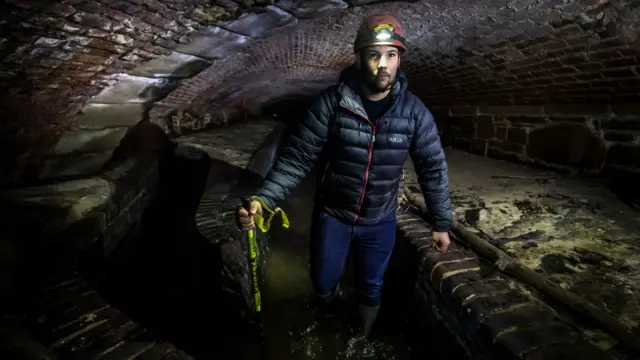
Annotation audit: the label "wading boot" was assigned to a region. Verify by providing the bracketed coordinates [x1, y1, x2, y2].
[357, 304, 380, 338]
[309, 283, 346, 355]
[315, 282, 342, 305]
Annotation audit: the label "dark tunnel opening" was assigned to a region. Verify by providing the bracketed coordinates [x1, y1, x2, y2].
[72, 114, 446, 360]
[261, 96, 315, 126]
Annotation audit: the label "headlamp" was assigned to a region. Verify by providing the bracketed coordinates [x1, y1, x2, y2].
[373, 24, 394, 41]
[375, 29, 392, 40]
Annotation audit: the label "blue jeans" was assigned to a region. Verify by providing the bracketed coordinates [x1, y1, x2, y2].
[309, 209, 396, 307]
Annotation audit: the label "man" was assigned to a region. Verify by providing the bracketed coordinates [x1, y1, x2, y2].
[235, 13, 453, 337]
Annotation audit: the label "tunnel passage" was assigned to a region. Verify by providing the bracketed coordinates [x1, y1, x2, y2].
[1, 0, 640, 359]
[1, 0, 639, 199]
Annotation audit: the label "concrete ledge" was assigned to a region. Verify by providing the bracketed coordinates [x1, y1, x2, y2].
[396, 210, 614, 360]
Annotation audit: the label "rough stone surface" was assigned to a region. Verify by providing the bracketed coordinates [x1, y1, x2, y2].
[129, 52, 213, 79]
[397, 209, 614, 360]
[0, 1, 639, 355]
[435, 104, 640, 178]
[72, 103, 147, 129]
[0, 151, 190, 358]
[527, 123, 607, 170]
[89, 75, 180, 104]
[37, 151, 115, 181]
[217, 5, 298, 38]
[23, 272, 192, 360]
[0, 156, 158, 238]
[275, 0, 348, 19]
[51, 128, 129, 156]
[176, 118, 280, 168]
[175, 26, 253, 60]
[0, 0, 242, 185]
[3, 0, 639, 186]
[402, 148, 640, 359]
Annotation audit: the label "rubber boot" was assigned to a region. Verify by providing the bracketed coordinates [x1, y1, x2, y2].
[357, 304, 380, 338]
[315, 282, 342, 305]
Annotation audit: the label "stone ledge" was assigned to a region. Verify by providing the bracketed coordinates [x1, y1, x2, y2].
[0, 155, 159, 247]
[396, 210, 614, 360]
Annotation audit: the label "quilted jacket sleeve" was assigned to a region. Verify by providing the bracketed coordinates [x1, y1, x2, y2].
[255, 91, 332, 210]
[409, 102, 453, 232]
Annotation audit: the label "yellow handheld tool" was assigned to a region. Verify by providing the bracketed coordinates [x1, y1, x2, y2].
[242, 196, 289, 359]
[243, 197, 262, 314]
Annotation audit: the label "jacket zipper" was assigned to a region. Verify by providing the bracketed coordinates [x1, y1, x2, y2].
[354, 126, 376, 223]
[320, 161, 330, 184]
[341, 105, 377, 224]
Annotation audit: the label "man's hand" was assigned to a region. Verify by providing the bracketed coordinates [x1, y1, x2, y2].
[236, 200, 263, 231]
[432, 231, 451, 252]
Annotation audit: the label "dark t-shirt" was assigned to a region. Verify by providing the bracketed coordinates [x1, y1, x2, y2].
[361, 92, 391, 125]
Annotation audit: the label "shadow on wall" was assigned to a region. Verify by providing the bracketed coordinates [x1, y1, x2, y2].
[87, 145, 257, 357]
[261, 96, 315, 126]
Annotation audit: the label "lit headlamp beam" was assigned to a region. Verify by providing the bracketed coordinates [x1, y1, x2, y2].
[375, 30, 392, 40]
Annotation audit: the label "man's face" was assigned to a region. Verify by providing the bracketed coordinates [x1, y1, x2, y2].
[358, 45, 400, 93]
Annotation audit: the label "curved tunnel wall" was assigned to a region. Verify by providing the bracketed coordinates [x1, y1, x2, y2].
[1, 0, 640, 188]
[171, 0, 640, 179]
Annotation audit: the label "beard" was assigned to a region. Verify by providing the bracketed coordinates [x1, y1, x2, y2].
[360, 58, 395, 94]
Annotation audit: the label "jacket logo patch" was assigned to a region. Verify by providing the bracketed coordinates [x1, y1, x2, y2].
[389, 136, 404, 143]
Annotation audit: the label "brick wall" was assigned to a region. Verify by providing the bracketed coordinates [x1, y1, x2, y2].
[0, 0, 240, 183]
[432, 102, 640, 182]
[1, 0, 639, 185]
[175, 0, 640, 109]
[167, 0, 640, 182]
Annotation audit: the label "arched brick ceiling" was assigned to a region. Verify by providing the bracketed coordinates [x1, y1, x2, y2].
[167, 0, 640, 118]
[0, 0, 639, 186]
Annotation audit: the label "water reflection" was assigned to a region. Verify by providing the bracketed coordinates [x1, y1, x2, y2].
[255, 218, 412, 360]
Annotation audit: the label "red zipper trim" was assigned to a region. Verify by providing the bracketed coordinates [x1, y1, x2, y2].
[320, 161, 330, 184]
[340, 104, 376, 224]
[354, 126, 377, 223]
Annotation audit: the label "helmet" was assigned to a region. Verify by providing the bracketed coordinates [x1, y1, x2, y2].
[353, 14, 407, 54]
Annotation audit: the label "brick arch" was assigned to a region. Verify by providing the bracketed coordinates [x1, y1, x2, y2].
[155, 0, 639, 179]
[168, 0, 640, 112]
[2, 0, 640, 185]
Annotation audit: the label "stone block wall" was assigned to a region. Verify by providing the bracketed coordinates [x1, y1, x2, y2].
[432, 103, 640, 181]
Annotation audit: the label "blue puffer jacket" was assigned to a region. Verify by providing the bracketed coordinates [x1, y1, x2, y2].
[256, 65, 453, 232]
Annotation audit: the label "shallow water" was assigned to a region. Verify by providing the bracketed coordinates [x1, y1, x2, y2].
[92, 156, 414, 360]
[245, 241, 412, 360]
[248, 174, 413, 360]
